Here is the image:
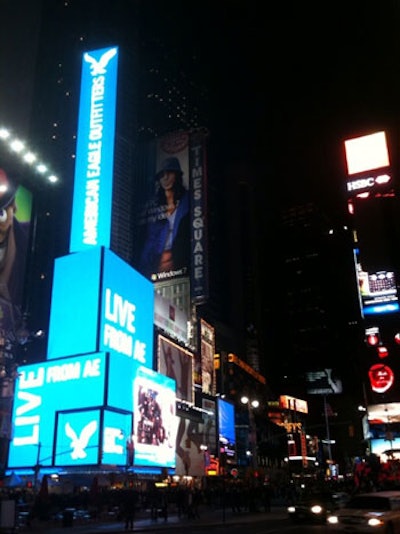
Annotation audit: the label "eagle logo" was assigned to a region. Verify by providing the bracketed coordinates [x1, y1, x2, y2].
[84, 48, 117, 76]
[65, 420, 97, 460]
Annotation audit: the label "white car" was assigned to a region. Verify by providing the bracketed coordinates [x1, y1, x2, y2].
[327, 490, 400, 532]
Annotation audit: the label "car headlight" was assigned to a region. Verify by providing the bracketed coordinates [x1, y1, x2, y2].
[327, 515, 338, 524]
[311, 505, 323, 514]
[368, 517, 385, 527]
[287, 506, 295, 513]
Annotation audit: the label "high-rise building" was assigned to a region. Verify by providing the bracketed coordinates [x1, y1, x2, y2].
[264, 199, 363, 465]
[0, 1, 265, 378]
[0, 1, 273, 480]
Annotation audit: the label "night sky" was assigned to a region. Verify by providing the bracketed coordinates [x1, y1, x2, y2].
[161, 1, 400, 205]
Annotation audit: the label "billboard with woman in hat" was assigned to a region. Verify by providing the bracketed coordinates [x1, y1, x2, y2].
[137, 154, 190, 281]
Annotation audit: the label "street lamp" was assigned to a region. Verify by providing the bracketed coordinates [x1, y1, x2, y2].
[240, 396, 259, 471]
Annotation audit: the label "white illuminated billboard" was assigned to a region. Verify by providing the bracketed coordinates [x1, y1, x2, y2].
[344, 131, 390, 175]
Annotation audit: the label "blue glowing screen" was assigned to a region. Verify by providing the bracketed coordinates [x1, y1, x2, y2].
[217, 398, 236, 460]
[47, 247, 154, 369]
[70, 46, 119, 253]
[47, 248, 101, 358]
[8, 353, 106, 469]
[8, 353, 176, 470]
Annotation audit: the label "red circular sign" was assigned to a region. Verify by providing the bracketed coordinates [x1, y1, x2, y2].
[368, 363, 394, 393]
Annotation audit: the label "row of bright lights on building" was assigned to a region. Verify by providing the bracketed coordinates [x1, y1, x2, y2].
[0, 127, 59, 184]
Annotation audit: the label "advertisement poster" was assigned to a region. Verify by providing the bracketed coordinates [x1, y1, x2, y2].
[157, 334, 193, 403]
[136, 131, 191, 282]
[133, 366, 177, 468]
[199, 319, 215, 395]
[0, 168, 32, 333]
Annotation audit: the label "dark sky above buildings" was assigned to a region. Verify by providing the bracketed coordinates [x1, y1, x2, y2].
[155, 1, 400, 207]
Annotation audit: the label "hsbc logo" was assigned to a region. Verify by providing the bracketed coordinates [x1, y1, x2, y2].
[347, 173, 391, 192]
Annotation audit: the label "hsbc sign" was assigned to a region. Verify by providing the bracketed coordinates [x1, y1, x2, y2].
[347, 173, 391, 193]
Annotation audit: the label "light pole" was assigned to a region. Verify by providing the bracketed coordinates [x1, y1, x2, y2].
[241, 396, 259, 471]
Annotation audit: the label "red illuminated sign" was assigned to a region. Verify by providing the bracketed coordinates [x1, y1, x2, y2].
[368, 363, 394, 393]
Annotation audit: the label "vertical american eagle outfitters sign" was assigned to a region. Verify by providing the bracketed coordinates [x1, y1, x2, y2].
[69, 46, 119, 253]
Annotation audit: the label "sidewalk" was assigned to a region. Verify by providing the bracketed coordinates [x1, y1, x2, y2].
[20, 505, 288, 534]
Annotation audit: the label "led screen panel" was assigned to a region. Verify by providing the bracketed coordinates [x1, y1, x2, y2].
[370, 438, 400, 459]
[368, 403, 400, 423]
[100, 248, 154, 368]
[306, 369, 343, 395]
[47, 248, 102, 358]
[55, 409, 101, 466]
[102, 410, 133, 466]
[70, 46, 119, 253]
[157, 335, 193, 402]
[107, 353, 140, 412]
[217, 397, 236, 462]
[133, 366, 177, 468]
[48, 247, 154, 368]
[8, 353, 106, 469]
[354, 248, 399, 316]
[344, 131, 390, 175]
[54, 408, 132, 467]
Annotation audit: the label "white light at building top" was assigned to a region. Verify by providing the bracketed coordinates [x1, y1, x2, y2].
[0, 126, 60, 185]
[36, 164, 47, 173]
[10, 140, 24, 153]
[23, 152, 37, 164]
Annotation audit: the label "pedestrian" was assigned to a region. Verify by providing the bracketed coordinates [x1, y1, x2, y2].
[121, 490, 136, 531]
[263, 484, 272, 512]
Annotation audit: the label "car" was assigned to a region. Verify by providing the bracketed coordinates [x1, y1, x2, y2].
[327, 490, 400, 532]
[287, 490, 350, 524]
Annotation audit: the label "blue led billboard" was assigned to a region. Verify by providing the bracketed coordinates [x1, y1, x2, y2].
[70, 46, 119, 253]
[8, 353, 107, 469]
[8, 353, 177, 471]
[47, 247, 154, 369]
[217, 397, 236, 461]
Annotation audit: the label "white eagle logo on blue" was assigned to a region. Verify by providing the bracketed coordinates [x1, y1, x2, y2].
[65, 420, 98, 460]
[84, 48, 117, 76]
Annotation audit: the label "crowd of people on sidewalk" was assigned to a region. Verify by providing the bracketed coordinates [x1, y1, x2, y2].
[0, 480, 283, 531]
